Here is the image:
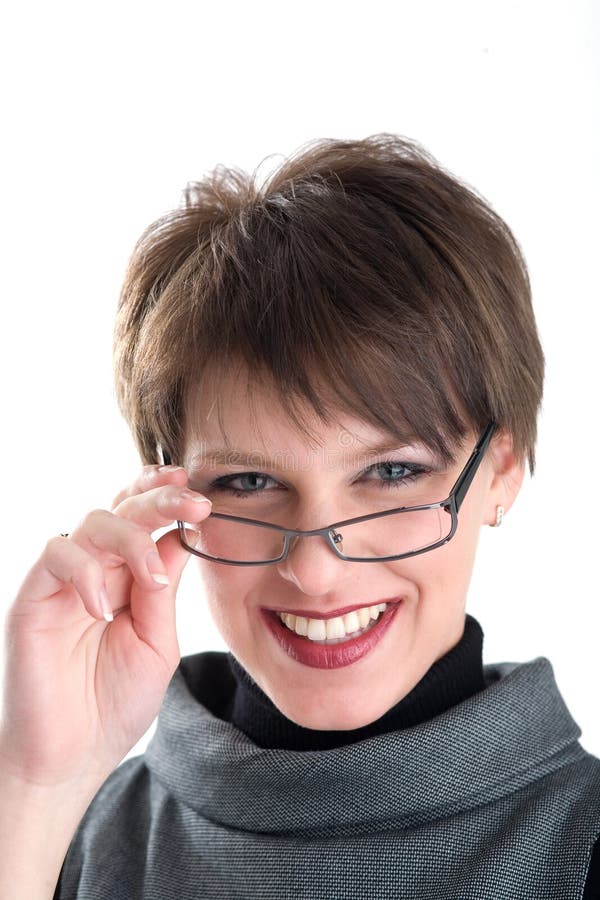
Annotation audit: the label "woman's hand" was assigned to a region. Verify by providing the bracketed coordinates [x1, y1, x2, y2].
[0, 465, 212, 788]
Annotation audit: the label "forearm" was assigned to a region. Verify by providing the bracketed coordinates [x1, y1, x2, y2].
[0, 767, 106, 900]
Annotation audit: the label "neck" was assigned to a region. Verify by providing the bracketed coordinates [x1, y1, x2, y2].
[224, 614, 485, 751]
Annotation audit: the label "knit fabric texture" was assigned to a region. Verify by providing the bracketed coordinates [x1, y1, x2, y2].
[55, 653, 600, 899]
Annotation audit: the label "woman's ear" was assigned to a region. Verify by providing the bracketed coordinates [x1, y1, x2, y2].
[482, 430, 526, 526]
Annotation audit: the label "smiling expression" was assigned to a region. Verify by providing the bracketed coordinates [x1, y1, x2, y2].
[182, 369, 522, 731]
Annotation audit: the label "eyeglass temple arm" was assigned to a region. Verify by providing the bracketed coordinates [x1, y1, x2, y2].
[452, 421, 496, 513]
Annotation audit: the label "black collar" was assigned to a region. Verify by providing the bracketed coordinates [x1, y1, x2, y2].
[224, 614, 485, 751]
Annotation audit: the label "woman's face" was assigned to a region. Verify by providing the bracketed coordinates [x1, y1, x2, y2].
[183, 372, 522, 730]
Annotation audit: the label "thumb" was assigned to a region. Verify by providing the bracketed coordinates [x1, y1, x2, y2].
[127, 526, 193, 658]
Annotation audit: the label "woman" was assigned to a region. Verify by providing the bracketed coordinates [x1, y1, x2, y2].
[2, 134, 599, 898]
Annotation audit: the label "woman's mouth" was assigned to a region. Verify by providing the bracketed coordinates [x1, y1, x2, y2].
[278, 603, 388, 644]
[262, 599, 402, 669]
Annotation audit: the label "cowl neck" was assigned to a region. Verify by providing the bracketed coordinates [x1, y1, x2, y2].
[145, 649, 584, 836]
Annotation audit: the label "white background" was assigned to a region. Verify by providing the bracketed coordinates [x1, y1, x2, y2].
[1, 1, 598, 762]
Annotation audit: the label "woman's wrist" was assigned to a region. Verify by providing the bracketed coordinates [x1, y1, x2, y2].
[0, 764, 108, 900]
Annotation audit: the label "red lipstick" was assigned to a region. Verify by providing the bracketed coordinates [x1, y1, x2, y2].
[262, 600, 402, 669]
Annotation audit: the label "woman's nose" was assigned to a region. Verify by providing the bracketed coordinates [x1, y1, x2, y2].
[275, 530, 350, 596]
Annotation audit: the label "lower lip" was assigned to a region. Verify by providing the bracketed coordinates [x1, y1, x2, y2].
[262, 600, 402, 669]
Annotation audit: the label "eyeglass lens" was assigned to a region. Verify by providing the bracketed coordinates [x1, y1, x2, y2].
[178, 505, 452, 563]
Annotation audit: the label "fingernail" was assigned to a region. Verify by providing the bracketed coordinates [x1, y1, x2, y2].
[99, 588, 113, 622]
[180, 489, 212, 505]
[152, 573, 170, 585]
[146, 550, 170, 586]
[158, 464, 185, 472]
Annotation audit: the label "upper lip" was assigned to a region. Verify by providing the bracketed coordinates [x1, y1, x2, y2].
[264, 598, 401, 620]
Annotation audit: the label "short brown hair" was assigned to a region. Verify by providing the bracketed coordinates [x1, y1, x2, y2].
[113, 133, 544, 472]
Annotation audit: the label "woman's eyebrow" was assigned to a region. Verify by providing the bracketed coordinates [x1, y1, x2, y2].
[187, 440, 439, 471]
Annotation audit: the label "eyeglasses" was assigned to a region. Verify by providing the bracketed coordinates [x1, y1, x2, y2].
[164, 421, 495, 566]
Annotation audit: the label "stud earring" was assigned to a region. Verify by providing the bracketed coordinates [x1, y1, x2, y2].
[494, 505, 505, 527]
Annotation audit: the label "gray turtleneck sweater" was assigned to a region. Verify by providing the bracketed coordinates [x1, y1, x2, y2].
[53, 633, 600, 899]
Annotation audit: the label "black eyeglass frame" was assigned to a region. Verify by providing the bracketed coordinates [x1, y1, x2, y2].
[163, 420, 496, 566]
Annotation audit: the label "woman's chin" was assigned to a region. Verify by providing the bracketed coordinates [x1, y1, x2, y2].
[270, 689, 398, 732]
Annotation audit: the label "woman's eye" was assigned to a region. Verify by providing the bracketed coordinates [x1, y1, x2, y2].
[363, 461, 426, 488]
[210, 472, 277, 497]
[207, 463, 429, 498]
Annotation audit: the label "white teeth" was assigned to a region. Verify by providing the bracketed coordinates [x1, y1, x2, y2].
[277, 602, 388, 643]
[307, 618, 327, 640]
[294, 615, 308, 636]
[325, 617, 346, 639]
[357, 606, 371, 628]
[282, 613, 294, 629]
[343, 611, 360, 633]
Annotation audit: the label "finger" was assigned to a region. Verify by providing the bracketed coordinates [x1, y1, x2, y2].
[110, 464, 188, 510]
[67, 507, 203, 595]
[124, 527, 192, 654]
[111, 484, 212, 534]
[14, 536, 112, 623]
